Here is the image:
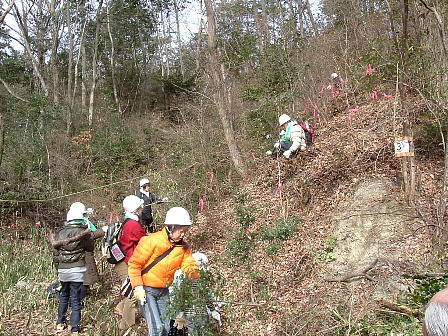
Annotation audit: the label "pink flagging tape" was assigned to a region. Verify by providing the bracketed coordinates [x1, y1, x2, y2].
[208, 171, 214, 184]
[109, 212, 120, 224]
[198, 198, 204, 212]
[274, 183, 283, 197]
[246, 228, 252, 241]
[252, 153, 257, 165]
[348, 106, 359, 121]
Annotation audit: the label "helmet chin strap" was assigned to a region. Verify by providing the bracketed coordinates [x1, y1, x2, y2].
[165, 226, 174, 240]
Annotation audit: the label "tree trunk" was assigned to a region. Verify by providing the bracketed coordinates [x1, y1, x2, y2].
[106, 4, 122, 115]
[0, 102, 5, 167]
[49, 0, 60, 105]
[203, 0, 247, 178]
[88, 0, 104, 126]
[174, 0, 184, 78]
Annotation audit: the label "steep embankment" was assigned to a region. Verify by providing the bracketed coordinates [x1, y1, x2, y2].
[190, 95, 440, 335]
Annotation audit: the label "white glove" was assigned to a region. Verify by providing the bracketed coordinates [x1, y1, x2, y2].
[133, 286, 146, 305]
[280, 130, 286, 136]
[102, 225, 109, 233]
[86, 208, 94, 215]
[162, 197, 168, 202]
[266, 150, 272, 156]
[283, 150, 292, 158]
[274, 142, 280, 149]
[174, 312, 187, 329]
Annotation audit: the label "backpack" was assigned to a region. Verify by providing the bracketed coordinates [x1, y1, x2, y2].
[102, 213, 130, 264]
[299, 121, 315, 147]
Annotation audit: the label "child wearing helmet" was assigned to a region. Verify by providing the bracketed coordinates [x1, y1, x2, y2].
[128, 207, 200, 336]
[114, 195, 147, 331]
[136, 178, 168, 233]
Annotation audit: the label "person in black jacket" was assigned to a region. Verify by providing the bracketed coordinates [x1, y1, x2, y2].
[49, 204, 95, 336]
[136, 178, 167, 233]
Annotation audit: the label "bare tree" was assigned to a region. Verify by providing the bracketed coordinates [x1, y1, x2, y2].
[203, 0, 247, 177]
[88, 0, 104, 126]
[0, 0, 15, 23]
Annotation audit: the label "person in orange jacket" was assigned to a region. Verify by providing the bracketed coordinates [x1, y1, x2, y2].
[128, 207, 199, 336]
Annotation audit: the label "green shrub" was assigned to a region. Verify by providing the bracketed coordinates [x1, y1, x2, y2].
[259, 217, 301, 241]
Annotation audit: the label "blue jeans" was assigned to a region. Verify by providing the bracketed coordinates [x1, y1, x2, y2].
[79, 284, 88, 303]
[139, 287, 170, 336]
[57, 281, 83, 332]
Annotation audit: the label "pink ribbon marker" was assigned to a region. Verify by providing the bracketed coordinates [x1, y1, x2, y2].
[348, 106, 359, 120]
[251, 153, 257, 165]
[320, 85, 326, 93]
[365, 64, 373, 76]
[198, 198, 204, 212]
[162, 165, 167, 170]
[302, 102, 311, 114]
[274, 183, 283, 197]
[372, 91, 378, 99]
[109, 212, 120, 224]
[208, 171, 214, 184]
[383, 93, 393, 99]
[246, 228, 252, 241]
[313, 105, 318, 118]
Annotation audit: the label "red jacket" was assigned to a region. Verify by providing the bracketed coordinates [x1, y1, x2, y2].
[119, 218, 147, 263]
[128, 229, 199, 288]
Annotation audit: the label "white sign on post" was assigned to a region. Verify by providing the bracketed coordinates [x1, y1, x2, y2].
[394, 137, 414, 157]
[394, 139, 410, 154]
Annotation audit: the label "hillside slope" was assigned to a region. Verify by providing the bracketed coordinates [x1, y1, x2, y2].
[190, 95, 441, 335]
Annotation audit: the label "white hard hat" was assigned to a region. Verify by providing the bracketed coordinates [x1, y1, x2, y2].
[278, 114, 291, 126]
[70, 202, 87, 214]
[123, 195, 144, 213]
[192, 252, 209, 270]
[66, 209, 84, 221]
[140, 178, 150, 187]
[164, 207, 192, 226]
[331, 72, 338, 79]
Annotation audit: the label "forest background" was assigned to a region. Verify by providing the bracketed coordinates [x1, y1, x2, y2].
[1, 0, 448, 334]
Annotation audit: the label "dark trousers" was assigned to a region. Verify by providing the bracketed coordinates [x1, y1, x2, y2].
[57, 281, 83, 332]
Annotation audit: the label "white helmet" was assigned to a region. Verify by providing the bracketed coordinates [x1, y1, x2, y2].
[123, 195, 144, 213]
[192, 252, 209, 270]
[67, 209, 84, 221]
[164, 207, 192, 226]
[70, 202, 87, 215]
[140, 178, 150, 188]
[278, 114, 291, 126]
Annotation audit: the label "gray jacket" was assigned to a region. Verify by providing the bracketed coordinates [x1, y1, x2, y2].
[49, 220, 95, 269]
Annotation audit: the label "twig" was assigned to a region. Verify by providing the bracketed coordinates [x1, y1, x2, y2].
[325, 258, 378, 282]
[211, 299, 265, 307]
[377, 299, 422, 317]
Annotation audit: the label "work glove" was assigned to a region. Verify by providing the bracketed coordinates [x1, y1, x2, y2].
[162, 197, 168, 202]
[210, 310, 222, 326]
[173, 312, 187, 330]
[133, 286, 146, 305]
[280, 130, 286, 136]
[283, 150, 292, 158]
[86, 208, 94, 215]
[266, 150, 273, 156]
[102, 225, 109, 233]
[274, 142, 280, 149]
